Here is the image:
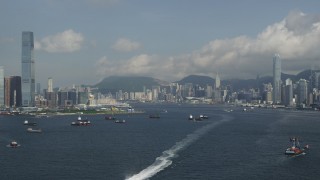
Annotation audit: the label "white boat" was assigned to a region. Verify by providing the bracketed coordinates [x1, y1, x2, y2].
[23, 120, 37, 126]
[27, 127, 42, 133]
[71, 116, 91, 126]
[7, 141, 20, 148]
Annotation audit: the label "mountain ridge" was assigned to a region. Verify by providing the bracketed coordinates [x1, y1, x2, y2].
[93, 69, 316, 93]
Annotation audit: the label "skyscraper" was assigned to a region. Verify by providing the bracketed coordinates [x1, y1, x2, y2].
[284, 78, 293, 106]
[21, 31, 35, 107]
[215, 72, 220, 89]
[273, 54, 281, 104]
[48, 77, 53, 92]
[0, 66, 4, 107]
[298, 79, 308, 105]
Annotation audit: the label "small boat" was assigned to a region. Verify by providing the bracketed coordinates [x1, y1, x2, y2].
[71, 116, 91, 126]
[285, 137, 309, 156]
[27, 127, 42, 133]
[199, 114, 209, 119]
[188, 114, 195, 120]
[7, 140, 20, 148]
[23, 120, 37, 126]
[149, 114, 160, 118]
[105, 116, 116, 120]
[115, 120, 126, 123]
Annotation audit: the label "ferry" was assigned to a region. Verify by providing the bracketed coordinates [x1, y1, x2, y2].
[285, 137, 309, 156]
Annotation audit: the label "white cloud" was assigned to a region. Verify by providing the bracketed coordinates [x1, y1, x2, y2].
[112, 38, 142, 52]
[35, 29, 84, 53]
[96, 11, 320, 81]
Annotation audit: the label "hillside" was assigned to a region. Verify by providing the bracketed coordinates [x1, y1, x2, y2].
[93, 69, 316, 94]
[94, 76, 169, 94]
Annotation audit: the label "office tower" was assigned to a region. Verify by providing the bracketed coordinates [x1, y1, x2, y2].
[21, 31, 35, 107]
[215, 72, 220, 89]
[4, 76, 22, 107]
[284, 79, 293, 106]
[48, 78, 53, 92]
[273, 54, 281, 104]
[0, 66, 4, 107]
[298, 79, 308, 105]
[36, 83, 41, 95]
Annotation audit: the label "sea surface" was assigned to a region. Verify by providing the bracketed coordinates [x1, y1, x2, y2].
[0, 104, 320, 180]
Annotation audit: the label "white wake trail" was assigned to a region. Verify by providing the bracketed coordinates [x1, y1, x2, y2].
[126, 115, 232, 180]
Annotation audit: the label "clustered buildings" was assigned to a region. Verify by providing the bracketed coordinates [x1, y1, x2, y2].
[0, 32, 320, 111]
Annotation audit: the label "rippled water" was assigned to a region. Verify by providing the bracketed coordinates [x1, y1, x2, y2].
[0, 104, 319, 180]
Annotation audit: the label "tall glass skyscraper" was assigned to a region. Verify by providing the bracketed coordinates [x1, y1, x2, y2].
[21, 31, 35, 107]
[273, 54, 281, 104]
[0, 66, 4, 107]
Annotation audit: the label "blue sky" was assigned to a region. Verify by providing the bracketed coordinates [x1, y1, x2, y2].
[1, 0, 320, 88]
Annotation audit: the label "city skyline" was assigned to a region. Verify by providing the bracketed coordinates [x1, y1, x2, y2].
[1, 1, 320, 87]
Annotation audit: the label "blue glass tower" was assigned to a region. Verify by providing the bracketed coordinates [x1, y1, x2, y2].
[273, 54, 281, 104]
[21, 31, 35, 107]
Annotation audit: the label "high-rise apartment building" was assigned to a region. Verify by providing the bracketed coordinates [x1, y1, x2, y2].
[273, 54, 281, 104]
[21, 31, 35, 107]
[0, 66, 4, 107]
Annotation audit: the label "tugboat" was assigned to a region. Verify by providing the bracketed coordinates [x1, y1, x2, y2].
[285, 137, 309, 156]
[7, 140, 20, 148]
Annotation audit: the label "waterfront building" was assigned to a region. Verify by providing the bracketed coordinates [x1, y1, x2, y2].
[0, 66, 4, 107]
[21, 31, 35, 107]
[4, 76, 22, 107]
[273, 54, 281, 104]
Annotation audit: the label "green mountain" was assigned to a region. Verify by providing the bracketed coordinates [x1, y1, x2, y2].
[94, 76, 169, 93]
[93, 69, 317, 94]
[175, 75, 215, 87]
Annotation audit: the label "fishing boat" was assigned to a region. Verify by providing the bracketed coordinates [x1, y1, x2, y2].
[285, 137, 309, 156]
[27, 127, 42, 133]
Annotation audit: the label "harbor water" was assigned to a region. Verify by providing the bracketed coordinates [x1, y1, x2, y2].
[0, 104, 319, 180]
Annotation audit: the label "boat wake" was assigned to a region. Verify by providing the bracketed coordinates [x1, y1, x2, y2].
[125, 115, 233, 180]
